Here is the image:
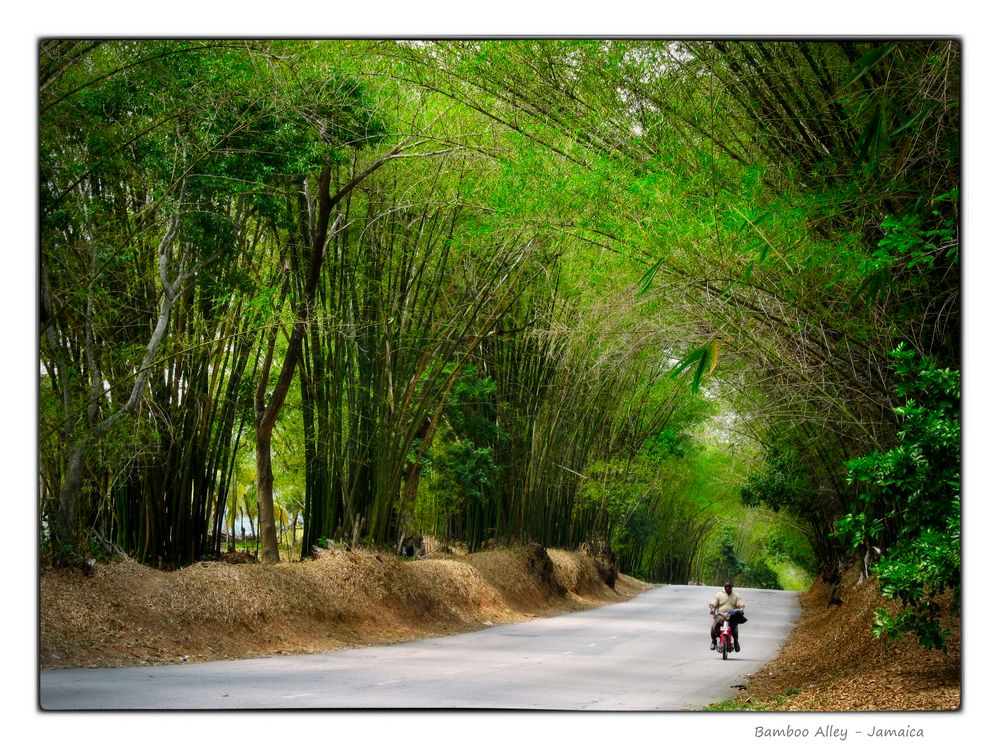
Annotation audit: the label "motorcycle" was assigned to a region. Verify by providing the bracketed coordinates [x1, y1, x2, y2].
[713, 608, 743, 660]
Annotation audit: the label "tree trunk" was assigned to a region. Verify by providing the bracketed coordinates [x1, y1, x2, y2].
[251, 146, 425, 560]
[255, 425, 280, 563]
[52, 442, 86, 559]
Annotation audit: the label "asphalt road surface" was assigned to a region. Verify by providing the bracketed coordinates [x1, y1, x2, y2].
[40, 584, 800, 710]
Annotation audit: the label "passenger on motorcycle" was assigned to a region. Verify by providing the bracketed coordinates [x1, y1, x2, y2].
[709, 580, 745, 652]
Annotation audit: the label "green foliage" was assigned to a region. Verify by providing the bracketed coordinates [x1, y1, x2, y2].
[870, 507, 959, 649]
[407, 363, 504, 540]
[670, 339, 719, 394]
[708, 686, 802, 712]
[641, 427, 696, 461]
[430, 439, 499, 510]
[716, 529, 749, 580]
[743, 558, 781, 590]
[576, 457, 655, 557]
[835, 344, 960, 650]
[877, 214, 955, 269]
[853, 198, 958, 305]
[39, 40, 388, 567]
[444, 365, 501, 446]
[765, 528, 817, 573]
[576, 420, 715, 583]
[39, 40, 959, 578]
[729, 450, 822, 589]
[740, 448, 815, 519]
[701, 523, 789, 590]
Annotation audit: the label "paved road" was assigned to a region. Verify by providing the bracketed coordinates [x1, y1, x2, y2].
[40, 584, 799, 710]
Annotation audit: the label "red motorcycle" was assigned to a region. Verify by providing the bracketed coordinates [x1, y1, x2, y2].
[714, 608, 743, 660]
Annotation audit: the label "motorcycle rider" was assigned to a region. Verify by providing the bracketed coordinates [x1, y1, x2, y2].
[709, 580, 745, 652]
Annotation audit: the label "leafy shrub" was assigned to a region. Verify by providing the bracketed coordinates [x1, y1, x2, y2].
[835, 343, 959, 650]
[766, 529, 817, 572]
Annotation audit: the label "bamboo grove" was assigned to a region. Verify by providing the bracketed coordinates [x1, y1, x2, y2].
[39, 40, 959, 604]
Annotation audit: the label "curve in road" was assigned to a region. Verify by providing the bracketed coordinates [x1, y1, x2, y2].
[40, 584, 800, 710]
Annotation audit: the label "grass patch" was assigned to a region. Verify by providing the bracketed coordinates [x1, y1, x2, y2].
[706, 687, 801, 711]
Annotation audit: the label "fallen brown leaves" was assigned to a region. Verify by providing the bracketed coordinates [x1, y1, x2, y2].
[736, 565, 960, 711]
[39, 545, 646, 669]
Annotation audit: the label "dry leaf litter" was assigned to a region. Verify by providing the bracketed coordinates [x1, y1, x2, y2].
[733, 564, 960, 711]
[41, 544, 642, 669]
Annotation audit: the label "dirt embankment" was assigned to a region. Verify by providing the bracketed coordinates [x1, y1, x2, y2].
[40, 543, 646, 669]
[735, 565, 961, 711]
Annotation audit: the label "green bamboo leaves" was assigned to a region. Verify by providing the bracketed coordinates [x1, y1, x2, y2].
[39, 39, 959, 583]
[855, 102, 889, 177]
[839, 43, 896, 91]
[671, 337, 720, 394]
[637, 257, 665, 296]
